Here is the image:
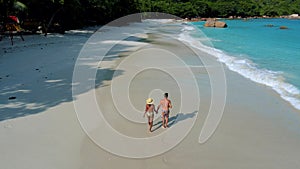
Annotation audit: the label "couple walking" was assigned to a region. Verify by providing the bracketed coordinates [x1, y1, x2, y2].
[143, 93, 172, 132]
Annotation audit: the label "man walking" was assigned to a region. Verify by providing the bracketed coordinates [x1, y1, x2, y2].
[157, 93, 172, 128]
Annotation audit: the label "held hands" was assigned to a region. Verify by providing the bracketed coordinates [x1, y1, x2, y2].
[155, 107, 159, 114]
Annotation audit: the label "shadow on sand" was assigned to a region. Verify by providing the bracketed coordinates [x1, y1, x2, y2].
[152, 111, 197, 132]
[0, 34, 148, 121]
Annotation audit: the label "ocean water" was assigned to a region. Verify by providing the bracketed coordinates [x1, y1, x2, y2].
[178, 19, 300, 110]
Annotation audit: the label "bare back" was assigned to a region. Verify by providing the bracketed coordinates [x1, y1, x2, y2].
[159, 98, 172, 111]
[145, 104, 155, 112]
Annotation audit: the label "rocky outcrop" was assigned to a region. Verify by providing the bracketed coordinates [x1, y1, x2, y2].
[265, 24, 274, 27]
[280, 26, 288, 29]
[214, 21, 227, 28]
[204, 19, 227, 28]
[204, 20, 215, 27]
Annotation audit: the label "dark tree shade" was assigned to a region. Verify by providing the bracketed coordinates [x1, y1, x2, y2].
[1, 0, 299, 30]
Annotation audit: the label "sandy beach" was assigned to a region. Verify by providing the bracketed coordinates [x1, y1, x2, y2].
[1, 21, 300, 169]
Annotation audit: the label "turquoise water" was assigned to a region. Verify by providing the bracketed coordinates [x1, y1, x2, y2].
[179, 19, 300, 109]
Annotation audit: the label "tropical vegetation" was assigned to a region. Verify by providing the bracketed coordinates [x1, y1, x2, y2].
[1, 0, 300, 30]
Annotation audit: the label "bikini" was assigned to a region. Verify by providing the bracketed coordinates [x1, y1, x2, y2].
[146, 105, 154, 118]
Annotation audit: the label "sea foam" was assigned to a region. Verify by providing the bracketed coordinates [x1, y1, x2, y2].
[178, 24, 300, 110]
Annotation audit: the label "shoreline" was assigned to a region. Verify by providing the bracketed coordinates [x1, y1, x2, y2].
[1, 22, 300, 168]
[83, 23, 300, 168]
[179, 19, 300, 111]
[185, 15, 300, 22]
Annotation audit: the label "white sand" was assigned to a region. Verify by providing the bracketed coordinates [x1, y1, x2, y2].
[1, 23, 300, 169]
[0, 30, 93, 169]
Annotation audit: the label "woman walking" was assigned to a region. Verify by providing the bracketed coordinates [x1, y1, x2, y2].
[143, 98, 157, 132]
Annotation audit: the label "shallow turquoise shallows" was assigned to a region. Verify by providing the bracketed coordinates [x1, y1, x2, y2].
[184, 18, 300, 110]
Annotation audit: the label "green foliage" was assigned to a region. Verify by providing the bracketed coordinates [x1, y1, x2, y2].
[134, 0, 299, 18]
[0, 0, 299, 30]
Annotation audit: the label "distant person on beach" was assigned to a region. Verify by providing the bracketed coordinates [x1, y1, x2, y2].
[157, 93, 172, 128]
[143, 98, 157, 132]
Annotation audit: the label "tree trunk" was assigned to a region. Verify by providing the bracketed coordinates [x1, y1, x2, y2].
[44, 7, 63, 36]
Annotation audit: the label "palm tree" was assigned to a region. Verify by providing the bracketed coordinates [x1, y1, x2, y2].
[0, 0, 27, 18]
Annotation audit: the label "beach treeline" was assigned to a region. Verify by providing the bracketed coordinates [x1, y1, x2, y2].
[1, 0, 300, 30]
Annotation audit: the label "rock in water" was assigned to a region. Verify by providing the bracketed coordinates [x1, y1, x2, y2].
[280, 26, 288, 29]
[9, 96, 16, 100]
[204, 20, 215, 27]
[204, 19, 227, 28]
[215, 21, 227, 28]
[265, 24, 274, 27]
